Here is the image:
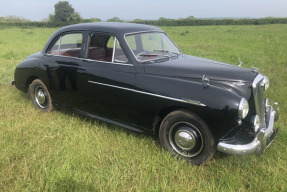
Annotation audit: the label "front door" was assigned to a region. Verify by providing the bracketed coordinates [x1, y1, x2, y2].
[76, 33, 140, 127]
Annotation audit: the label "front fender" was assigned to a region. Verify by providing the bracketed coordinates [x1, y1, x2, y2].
[137, 74, 247, 138]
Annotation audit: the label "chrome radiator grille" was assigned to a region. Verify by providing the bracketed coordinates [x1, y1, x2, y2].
[252, 74, 266, 128]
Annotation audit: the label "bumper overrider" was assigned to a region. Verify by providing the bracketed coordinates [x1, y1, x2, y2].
[217, 103, 279, 155]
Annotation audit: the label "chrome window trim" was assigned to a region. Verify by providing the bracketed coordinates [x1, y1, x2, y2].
[86, 33, 133, 66]
[44, 54, 134, 66]
[112, 37, 117, 62]
[124, 30, 163, 36]
[58, 36, 62, 53]
[83, 58, 134, 66]
[88, 80, 206, 107]
[124, 31, 182, 63]
[46, 34, 134, 66]
[44, 54, 83, 61]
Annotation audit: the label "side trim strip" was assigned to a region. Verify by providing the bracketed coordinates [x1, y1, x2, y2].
[88, 80, 206, 107]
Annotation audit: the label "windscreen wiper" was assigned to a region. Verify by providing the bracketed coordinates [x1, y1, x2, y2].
[153, 49, 180, 57]
[137, 52, 169, 58]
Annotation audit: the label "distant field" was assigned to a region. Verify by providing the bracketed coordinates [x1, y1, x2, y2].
[0, 24, 286, 191]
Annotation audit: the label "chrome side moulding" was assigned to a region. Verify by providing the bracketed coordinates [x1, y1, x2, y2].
[88, 80, 206, 107]
[217, 104, 279, 155]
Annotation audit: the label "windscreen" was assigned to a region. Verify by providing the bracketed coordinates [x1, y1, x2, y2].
[125, 32, 181, 62]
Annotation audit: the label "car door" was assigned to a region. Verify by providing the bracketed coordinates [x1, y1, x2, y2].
[42, 32, 84, 107]
[76, 32, 140, 127]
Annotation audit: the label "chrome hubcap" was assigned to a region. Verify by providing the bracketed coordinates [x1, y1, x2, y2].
[168, 121, 204, 157]
[35, 86, 47, 108]
[174, 130, 196, 151]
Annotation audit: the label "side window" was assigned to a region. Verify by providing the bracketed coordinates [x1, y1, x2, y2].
[87, 34, 113, 61]
[87, 33, 128, 63]
[48, 38, 60, 54]
[47, 33, 83, 58]
[107, 36, 114, 49]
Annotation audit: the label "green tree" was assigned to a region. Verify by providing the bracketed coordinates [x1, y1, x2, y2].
[49, 1, 82, 26]
[82, 18, 101, 23]
[67, 12, 82, 24]
[2, 16, 30, 22]
[185, 15, 195, 20]
[159, 17, 167, 21]
[132, 18, 143, 23]
[107, 17, 122, 22]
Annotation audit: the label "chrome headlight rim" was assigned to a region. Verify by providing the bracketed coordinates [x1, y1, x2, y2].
[238, 98, 249, 119]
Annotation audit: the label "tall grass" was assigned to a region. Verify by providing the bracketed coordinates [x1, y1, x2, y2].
[0, 25, 286, 191]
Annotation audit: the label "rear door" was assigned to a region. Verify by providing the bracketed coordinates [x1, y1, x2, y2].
[42, 32, 84, 107]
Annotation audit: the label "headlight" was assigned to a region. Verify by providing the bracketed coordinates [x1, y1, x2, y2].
[262, 76, 269, 90]
[238, 98, 249, 119]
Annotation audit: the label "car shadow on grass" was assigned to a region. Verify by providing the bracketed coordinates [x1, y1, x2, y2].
[17, 89, 153, 139]
[56, 108, 230, 164]
[60, 107, 153, 139]
[53, 176, 96, 191]
[17, 90, 226, 164]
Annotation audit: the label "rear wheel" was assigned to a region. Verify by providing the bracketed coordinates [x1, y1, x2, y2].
[159, 110, 216, 165]
[29, 79, 54, 112]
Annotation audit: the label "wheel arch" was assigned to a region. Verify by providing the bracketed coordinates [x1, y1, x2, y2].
[25, 76, 39, 92]
[152, 106, 209, 136]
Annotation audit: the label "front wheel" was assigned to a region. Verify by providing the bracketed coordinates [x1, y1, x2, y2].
[29, 79, 54, 112]
[159, 110, 216, 165]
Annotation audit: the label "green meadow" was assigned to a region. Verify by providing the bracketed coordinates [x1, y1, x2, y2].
[0, 24, 286, 191]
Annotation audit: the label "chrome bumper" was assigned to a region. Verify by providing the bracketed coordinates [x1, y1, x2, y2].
[217, 103, 279, 155]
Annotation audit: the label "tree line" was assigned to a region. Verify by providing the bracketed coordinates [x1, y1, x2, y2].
[132, 17, 287, 26]
[0, 1, 286, 27]
[1, 17, 286, 27]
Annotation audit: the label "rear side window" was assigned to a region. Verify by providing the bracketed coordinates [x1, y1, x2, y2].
[47, 33, 83, 58]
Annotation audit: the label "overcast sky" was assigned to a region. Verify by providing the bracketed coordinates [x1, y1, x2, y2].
[0, 0, 286, 21]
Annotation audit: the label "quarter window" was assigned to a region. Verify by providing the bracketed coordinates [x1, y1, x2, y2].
[114, 39, 128, 63]
[47, 33, 83, 58]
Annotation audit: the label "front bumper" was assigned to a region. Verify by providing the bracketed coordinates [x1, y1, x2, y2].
[217, 103, 279, 155]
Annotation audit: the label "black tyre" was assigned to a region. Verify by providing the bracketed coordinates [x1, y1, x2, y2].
[29, 79, 54, 112]
[159, 110, 216, 165]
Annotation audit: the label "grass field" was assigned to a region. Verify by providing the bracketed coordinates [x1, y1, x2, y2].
[0, 24, 286, 191]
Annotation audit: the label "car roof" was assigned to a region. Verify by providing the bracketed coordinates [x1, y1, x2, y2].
[42, 22, 164, 53]
[55, 22, 163, 35]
